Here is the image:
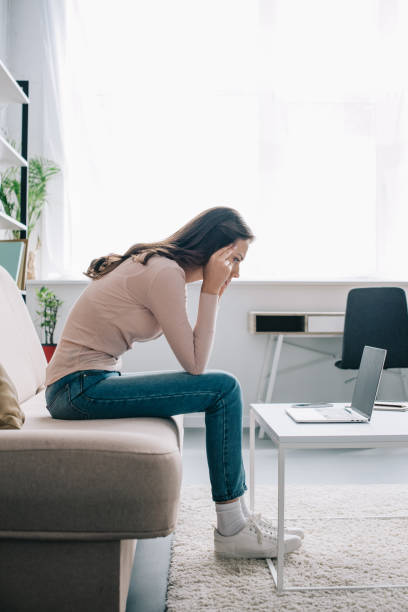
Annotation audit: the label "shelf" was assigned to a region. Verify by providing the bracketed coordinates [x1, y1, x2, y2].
[0, 210, 26, 231]
[27, 279, 89, 285]
[0, 59, 29, 104]
[0, 133, 27, 171]
[0, 63, 28, 297]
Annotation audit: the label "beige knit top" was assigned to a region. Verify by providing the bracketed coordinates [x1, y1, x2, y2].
[45, 255, 219, 386]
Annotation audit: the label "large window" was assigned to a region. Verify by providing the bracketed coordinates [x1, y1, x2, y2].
[54, 0, 408, 280]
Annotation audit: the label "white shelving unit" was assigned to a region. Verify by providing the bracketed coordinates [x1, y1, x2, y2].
[0, 132, 28, 172]
[0, 58, 29, 104]
[0, 60, 29, 231]
[0, 210, 26, 231]
[0, 59, 29, 295]
[0, 59, 29, 232]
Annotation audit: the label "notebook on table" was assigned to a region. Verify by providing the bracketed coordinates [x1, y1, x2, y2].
[286, 345, 387, 423]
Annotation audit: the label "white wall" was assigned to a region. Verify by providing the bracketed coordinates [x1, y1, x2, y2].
[26, 279, 408, 426]
[0, 0, 9, 61]
[0, 0, 10, 139]
[5, 0, 44, 153]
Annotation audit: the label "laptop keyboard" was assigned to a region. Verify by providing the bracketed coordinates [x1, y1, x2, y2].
[316, 408, 362, 421]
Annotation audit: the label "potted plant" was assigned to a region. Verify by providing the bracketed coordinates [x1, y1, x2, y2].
[0, 151, 60, 279]
[36, 286, 63, 362]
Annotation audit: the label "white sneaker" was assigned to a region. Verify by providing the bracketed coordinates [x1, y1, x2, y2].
[214, 516, 302, 559]
[250, 512, 304, 540]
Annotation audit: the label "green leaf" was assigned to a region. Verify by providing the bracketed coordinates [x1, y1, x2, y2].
[35, 285, 63, 344]
[1, 145, 61, 238]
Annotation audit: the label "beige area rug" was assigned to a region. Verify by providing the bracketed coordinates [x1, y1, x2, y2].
[166, 484, 408, 611]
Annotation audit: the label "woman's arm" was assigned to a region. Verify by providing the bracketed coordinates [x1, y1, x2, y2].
[147, 266, 219, 375]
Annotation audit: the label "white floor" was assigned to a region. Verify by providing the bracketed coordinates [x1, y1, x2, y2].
[126, 426, 408, 611]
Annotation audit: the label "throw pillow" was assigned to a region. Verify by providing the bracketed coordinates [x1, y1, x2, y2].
[0, 363, 25, 429]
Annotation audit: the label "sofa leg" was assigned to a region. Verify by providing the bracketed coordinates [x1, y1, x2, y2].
[0, 538, 137, 612]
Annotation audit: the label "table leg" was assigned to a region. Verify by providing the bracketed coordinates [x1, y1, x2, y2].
[276, 446, 285, 594]
[256, 335, 274, 403]
[259, 334, 284, 439]
[400, 368, 408, 400]
[249, 408, 255, 513]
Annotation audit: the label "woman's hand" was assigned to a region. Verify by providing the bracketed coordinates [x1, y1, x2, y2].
[218, 278, 231, 298]
[202, 244, 237, 295]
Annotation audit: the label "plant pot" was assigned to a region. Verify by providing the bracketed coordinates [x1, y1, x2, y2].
[42, 344, 57, 363]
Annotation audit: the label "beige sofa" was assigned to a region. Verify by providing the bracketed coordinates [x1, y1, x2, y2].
[0, 265, 183, 612]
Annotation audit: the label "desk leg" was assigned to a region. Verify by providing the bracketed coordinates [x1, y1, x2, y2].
[400, 369, 408, 401]
[249, 408, 255, 513]
[259, 334, 284, 439]
[256, 335, 274, 403]
[276, 446, 285, 594]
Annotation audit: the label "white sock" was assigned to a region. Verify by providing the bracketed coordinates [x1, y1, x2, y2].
[239, 495, 251, 519]
[215, 499, 247, 536]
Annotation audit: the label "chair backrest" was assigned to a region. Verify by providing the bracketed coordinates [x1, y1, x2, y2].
[336, 287, 408, 369]
[0, 265, 46, 402]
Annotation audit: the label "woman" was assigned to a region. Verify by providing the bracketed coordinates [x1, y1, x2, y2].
[45, 206, 303, 558]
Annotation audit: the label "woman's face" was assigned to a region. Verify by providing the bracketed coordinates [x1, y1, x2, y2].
[226, 238, 250, 280]
[185, 238, 250, 284]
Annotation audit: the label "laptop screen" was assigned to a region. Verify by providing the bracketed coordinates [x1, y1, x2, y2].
[351, 346, 387, 418]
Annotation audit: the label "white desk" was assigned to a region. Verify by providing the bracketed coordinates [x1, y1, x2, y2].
[249, 402, 408, 594]
[249, 312, 345, 438]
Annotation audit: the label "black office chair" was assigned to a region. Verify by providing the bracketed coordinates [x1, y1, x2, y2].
[335, 288, 408, 395]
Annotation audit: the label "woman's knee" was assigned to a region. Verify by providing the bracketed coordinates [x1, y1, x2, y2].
[204, 369, 242, 397]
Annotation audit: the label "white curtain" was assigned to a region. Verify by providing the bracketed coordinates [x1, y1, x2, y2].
[38, 0, 73, 279]
[40, 0, 408, 280]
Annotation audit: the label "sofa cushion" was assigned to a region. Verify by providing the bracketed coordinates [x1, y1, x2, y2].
[0, 364, 25, 429]
[0, 391, 183, 540]
[21, 391, 183, 451]
[0, 266, 46, 402]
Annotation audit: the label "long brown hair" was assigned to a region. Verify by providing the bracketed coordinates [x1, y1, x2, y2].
[84, 206, 255, 280]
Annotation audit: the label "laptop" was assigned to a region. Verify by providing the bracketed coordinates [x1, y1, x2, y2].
[286, 345, 387, 423]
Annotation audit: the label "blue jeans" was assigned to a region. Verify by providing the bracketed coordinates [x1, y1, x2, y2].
[45, 369, 247, 502]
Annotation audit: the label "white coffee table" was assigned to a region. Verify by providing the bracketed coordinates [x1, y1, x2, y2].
[249, 403, 408, 594]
